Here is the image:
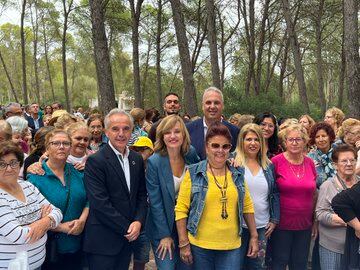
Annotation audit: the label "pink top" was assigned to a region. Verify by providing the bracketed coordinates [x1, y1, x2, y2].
[272, 153, 316, 230]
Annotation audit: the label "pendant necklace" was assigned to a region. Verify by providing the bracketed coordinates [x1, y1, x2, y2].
[209, 163, 228, 219]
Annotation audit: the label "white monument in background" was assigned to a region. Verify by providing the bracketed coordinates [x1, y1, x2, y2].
[89, 91, 134, 111]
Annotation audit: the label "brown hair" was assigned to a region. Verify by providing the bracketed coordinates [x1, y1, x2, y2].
[45, 129, 71, 149]
[0, 120, 12, 141]
[205, 122, 232, 143]
[154, 115, 190, 156]
[332, 144, 357, 163]
[0, 141, 25, 167]
[87, 113, 104, 128]
[309, 122, 336, 146]
[130, 108, 146, 126]
[30, 126, 55, 156]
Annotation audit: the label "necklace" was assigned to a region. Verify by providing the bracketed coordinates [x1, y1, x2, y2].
[209, 163, 228, 219]
[336, 174, 356, 190]
[289, 162, 305, 179]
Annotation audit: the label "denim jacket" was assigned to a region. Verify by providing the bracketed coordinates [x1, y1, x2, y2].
[262, 163, 280, 224]
[186, 160, 246, 236]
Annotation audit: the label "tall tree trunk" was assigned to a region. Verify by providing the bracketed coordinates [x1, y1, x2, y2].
[30, 2, 41, 104]
[129, 0, 144, 108]
[20, 0, 28, 104]
[343, 0, 360, 118]
[0, 50, 19, 102]
[89, 0, 116, 114]
[61, 0, 74, 112]
[156, 0, 163, 114]
[42, 18, 56, 102]
[279, 34, 290, 99]
[205, 0, 221, 89]
[254, 0, 270, 95]
[281, 0, 310, 112]
[338, 29, 345, 108]
[169, 0, 198, 116]
[314, 0, 326, 115]
[141, 38, 152, 105]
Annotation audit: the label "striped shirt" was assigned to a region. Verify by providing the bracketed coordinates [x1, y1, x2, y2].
[0, 180, 62, 270]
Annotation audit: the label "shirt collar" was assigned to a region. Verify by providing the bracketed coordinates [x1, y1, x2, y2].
[108, 140, 129, 159]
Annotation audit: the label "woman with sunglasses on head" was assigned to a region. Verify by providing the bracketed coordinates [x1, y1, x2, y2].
[270, 124, 317, 270]
[316, 144, 359, 270]
[146, 115, 200, 270]
[253, 113, 282, 159]
[234, 123, 280, 270]
[0, 141, 62, 270]
[175, 122, 258, 270]
[28, 129, 89, 270]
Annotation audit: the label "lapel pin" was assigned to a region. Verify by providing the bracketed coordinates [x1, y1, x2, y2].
[132, 161, 136, 165]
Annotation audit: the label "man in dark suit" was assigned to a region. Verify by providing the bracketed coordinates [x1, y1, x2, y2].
[186, 87, 240, 160]
[83, 109, 148, 270]
[25, 103, 44, 138]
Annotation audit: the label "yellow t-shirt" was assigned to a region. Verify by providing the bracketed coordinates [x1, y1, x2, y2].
[175, 170, 254, 250]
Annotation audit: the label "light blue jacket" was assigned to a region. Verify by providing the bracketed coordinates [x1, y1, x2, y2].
[145, 146, 200, 240]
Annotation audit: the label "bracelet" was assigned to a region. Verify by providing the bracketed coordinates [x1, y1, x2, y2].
[178, 241, 190, 248]
[47, 216, 56, 229]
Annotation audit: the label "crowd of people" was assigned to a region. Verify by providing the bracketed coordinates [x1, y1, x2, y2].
[0, 87, 359, 270]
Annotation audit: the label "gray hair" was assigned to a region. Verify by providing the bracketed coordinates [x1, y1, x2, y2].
[3, 102, 21, 115]
[6, 116, 28, 134]
[202, 86, 224, 103]
[104, 109, 134, 129]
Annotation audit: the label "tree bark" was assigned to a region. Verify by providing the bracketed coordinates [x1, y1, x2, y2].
[281, 0, 310, 112]
[89, 0, 117, 114]
[314, 0, 326, 115]
[279, 33, 290, 99]
[129, 0, 144, 108]
[20, 0, 28, 104]
[338, 27, 345, 108]
[343, 0, 360, 118]
[169, 0, 198, 116]
[156, 0, 163, 114]
[61, 0, 74, 112]
[0, 50, 19, 103]
[205, 0, 221, 89]
[30, 2, 41, 104]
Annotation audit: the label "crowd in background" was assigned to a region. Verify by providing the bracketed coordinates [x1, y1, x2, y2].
[0, 87, 359, 270]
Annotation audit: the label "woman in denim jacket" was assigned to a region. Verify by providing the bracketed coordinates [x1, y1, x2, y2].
[175, 122, 258, 270]
[234, 123, 280, 270]
[145, 115, 200, 269]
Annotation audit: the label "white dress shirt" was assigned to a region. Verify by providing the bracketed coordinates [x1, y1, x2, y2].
[108, 141, 131, 192]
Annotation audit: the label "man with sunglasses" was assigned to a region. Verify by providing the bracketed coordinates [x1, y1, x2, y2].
[186, 87, 239, 160]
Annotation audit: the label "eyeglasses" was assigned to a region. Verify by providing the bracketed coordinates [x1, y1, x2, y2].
[286, 137, 303, 144]
[0, 160, 20, 171]
[208, 143, 232, 151]
[49, 141, 71, 148]
[260, 122, 275, 129]
[338, 159, 357, 166]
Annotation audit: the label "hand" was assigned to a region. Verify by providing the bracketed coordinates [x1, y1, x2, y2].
[26, 218, 50, 243]
[73, 162, 85, 171]
[156, 237, 174, 260]
[124, 221, 141, 242]
[40, 204, 52, 218]
[355, 140, 360, 149]
[67, 219, 86, 235]
[179, 244, 193, 265]
[265, 222, 276, 238]
[27, 162, 45, 175]
[247, 236, 259, 258]
[311, 221, 318, 239]
[355, 229, 360, 239]
[332, 214, 347, 227]
[227, 158, 240, 168]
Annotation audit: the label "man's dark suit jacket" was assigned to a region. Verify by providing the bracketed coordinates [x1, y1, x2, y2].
[83, 144, 147, 256]
[186, 118, 240, 160]
[26, 115, 44, 137]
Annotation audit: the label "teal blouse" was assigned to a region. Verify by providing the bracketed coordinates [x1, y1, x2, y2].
[28, 160, 88, 253]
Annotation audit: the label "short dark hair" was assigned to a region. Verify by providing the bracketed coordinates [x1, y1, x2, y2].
[87, 113, 104, 128]
[332, 144, 357, 163]
[164, 92, 179, 101]
[309, 122, 336, 146]
[0, 141, 25, 167]
[205, 122, 232, 143]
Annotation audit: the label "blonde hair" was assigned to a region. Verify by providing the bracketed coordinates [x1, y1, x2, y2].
[281, 124, 309, 150]
[299, 114, 315, 128]
[154, 115, 190, 156]
[45, 129, 71, 149]
[54, 113, 77, 129]
[326, 107, 345, 127]
[234, 123, 271, 169]
[337, 118, 360, 139]
[229, 113, 242, 125]
[66, 122, 90, 137]
[0, 120, 12, 141]
[130, 108, 146, 126]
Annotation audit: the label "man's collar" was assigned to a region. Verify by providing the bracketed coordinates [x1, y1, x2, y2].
[108, 140, 129, 158]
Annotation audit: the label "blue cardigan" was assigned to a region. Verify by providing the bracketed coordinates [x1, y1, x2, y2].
[145, 146, 200, 240]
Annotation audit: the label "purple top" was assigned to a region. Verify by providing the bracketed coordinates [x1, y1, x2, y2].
[272, 153, 316, 230]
